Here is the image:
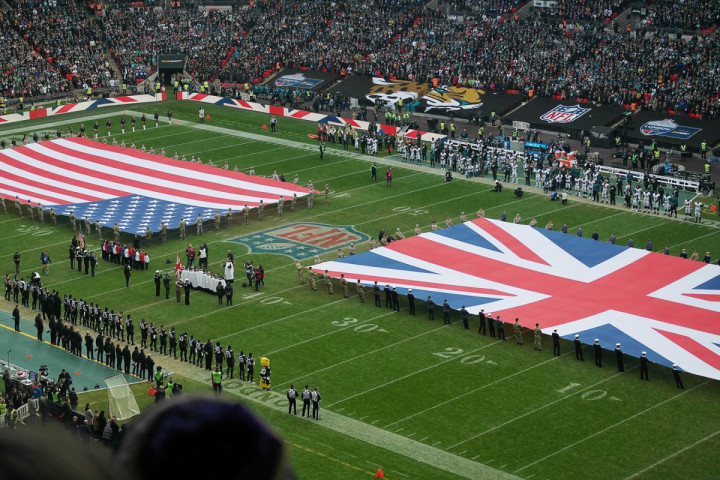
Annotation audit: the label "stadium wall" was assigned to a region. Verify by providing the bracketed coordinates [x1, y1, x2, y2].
[0, 95, 159, 126]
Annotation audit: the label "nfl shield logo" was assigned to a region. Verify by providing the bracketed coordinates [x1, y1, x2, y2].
[540, 104, 591, 124]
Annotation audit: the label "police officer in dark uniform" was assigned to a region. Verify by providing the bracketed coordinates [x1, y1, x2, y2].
[487, 314, 495, 338]
[373, 282, 381, 307]
[391, 287, 400, 311]
[384, 284, 392, 308]
[478, 309, 486, 335]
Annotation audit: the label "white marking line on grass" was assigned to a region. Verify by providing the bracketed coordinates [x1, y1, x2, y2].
[419, 436, 428, 442]
[623, 428, 720, 480]
[391, 470, 410, 478]
[472, 454, 482, 460]
[669, 228, 720, 251]
[446, 368, 631, 449]
[384, 351, 571, 428]
[325, 342, 498, 409]
[513, 380, 711, 473]
[276, 323, 448, 388]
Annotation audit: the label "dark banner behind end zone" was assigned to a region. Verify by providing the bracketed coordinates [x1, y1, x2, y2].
[505, 97, 624, 133]
[269, 68, 339, 91]
[332, 75, 524, 119]
[624, 110, 720, 151]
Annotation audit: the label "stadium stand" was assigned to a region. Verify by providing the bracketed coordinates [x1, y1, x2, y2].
[0, 0, 718, 118]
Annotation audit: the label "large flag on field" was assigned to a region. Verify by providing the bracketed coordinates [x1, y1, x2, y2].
[314, 218, 720, 381]
[0, 138, 312, 234]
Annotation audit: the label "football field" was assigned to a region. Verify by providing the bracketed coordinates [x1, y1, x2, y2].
[0, 100, 719, 479]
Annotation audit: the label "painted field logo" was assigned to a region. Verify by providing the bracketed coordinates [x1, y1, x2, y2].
[640, 119, 701, 139]
[540, 104, 591, 124]
[230, 223, 369, 259]
[274, 73, 323, 90]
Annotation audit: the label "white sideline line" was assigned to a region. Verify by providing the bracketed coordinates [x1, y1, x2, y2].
[623, 428, 720, 479]
[514, 380, 710, 473]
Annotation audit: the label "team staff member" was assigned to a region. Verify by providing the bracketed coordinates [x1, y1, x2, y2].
[311, 386, 321, 420]
[301, 385, 312, 417]
[287, 384, 299, 415]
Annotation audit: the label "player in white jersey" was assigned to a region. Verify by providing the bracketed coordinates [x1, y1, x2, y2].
[652, 192, 661, 214]
[683, 198, 692, 219]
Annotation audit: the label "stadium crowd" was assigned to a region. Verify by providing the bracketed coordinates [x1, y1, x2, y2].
[0, 0, 719, 118]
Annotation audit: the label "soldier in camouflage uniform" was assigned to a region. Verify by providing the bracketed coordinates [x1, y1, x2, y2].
[324, 270, 333, 294]
[308, 268, 317, 291]
[340, 274, 349, 298]
[513, 318, 523, 345]
[534, 323, 542, 350]
[356, 280, 365, 303]
[295, 260, 305, 284]
[214, 210, 221, 230]
[69, 211, 76, 232]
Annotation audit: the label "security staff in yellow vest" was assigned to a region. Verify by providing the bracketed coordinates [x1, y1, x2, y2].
[183, 82, 189, 92]
[212, 365, 223, 395]
[155, 81, 161, 92]
[402, 112, 409, 125]
[701, 140, 708, 159]
[478, 125, 484, 138]
[200, 84, 205, 94]
[122, 83, 127, 94]
[56, 98, 61, 107]
[86, 87, 92, 99]
[204, 80, 209, 92]
[154, 366, 164, 388]
[513, 128, 518, 139]
[680, 144, 687, 161]
[653, 149, 660, 162]
[705, 162, 711, 174]
[450, 122, 456, 138]
[615, 135, 622, 151]
[173, 80, 179, 93]
[490, 111, 497, 126]
[397, 98, 403, 112]
[440, 121, 445, 134]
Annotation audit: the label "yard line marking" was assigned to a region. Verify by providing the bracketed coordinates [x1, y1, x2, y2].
[384, 352, 571, 428]
[457, 450, 466, 455]
[395, 428, 404, 432]
[275, 324, 448, 388]
[357, 416, 367, 421]
[472, 454, 482, 460]
[514, 380, 711, 473]
[391, 470, 410, 477]
[419, 436, 428, 442]
[406, 432, 416, 438]
[499, 464, 507, 469]
[446, 368, 633, 449]
[326, 343, 498, 408]
[432, 441, 441, 446]
[371, 420, 379, 425]
[623, 427, 720, 480]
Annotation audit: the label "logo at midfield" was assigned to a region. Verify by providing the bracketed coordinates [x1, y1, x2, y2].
[230, 223, 369, 259]
[540, 104, 591, 124]
[640, 119, 701, 140]
[274, 73, 323, 90]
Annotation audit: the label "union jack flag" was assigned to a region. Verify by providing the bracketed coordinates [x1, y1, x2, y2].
[315, 218, 720, 380]
[0, 138, 312, 235]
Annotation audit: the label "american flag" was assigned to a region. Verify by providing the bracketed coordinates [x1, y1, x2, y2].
[0, 138, 312, 234]
[78, 226, 85, 249]
[315, 218, 720, 381]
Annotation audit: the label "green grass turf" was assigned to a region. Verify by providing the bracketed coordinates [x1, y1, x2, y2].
[0, 100, 719, 479]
